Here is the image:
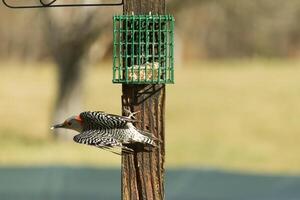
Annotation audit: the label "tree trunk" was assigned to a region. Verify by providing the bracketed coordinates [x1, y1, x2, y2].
[42, 8, 113, 139]
[122, 1, 166, 200]
[52, 51, 86, 139]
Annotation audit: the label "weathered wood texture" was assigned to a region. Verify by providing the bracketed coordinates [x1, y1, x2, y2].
[121, 1, 166, 200]
[123, 0, 165, 14]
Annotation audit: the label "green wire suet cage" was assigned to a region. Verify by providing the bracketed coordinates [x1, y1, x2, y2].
[113, 14, 175, 84]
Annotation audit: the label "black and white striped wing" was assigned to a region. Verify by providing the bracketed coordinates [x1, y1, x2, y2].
[73, 130, 121, 148]
[80, 111, 135, 130]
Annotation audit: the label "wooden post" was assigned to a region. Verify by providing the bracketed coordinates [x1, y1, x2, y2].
[121, 1, 166, 200]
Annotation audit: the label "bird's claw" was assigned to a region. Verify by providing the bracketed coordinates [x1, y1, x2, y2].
[124, 108, 140, 119]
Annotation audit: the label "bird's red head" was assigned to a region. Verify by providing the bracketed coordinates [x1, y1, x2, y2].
[51, 115, 83, 132]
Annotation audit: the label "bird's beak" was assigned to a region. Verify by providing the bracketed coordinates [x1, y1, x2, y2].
[51, 123, 65, 130]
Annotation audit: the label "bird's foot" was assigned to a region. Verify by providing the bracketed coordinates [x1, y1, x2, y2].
[123, 108, 140, 119]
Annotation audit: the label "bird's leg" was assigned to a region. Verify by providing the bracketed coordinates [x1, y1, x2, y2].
[123, 108, 140, 120]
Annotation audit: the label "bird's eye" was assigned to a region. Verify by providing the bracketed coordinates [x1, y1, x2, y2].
[67, 122, 72, 126]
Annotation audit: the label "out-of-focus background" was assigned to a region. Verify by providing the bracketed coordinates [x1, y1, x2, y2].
[1, 0, 300, 199]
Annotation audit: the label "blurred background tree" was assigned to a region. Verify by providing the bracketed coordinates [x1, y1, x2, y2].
[1, 0, 300, 111]
[1, 0, 300, 62]
[41, 7, 117, 139]
[1, 0, 300, 140]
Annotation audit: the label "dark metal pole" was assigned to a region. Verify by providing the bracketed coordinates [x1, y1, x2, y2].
[121, 1, 166, 200]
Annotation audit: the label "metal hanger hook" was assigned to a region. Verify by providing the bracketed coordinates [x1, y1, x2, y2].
[39, 0, 57, 7]
[2, 0, 123, 9]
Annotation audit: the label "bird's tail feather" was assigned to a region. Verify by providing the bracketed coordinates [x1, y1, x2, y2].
[139, 130, 162, 147]
[102, 146, 134, 155]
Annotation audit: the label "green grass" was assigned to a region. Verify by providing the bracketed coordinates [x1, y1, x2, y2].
[1, 59, 300, 174]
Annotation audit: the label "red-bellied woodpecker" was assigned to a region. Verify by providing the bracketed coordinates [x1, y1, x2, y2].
[51, 110, 158, 154]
